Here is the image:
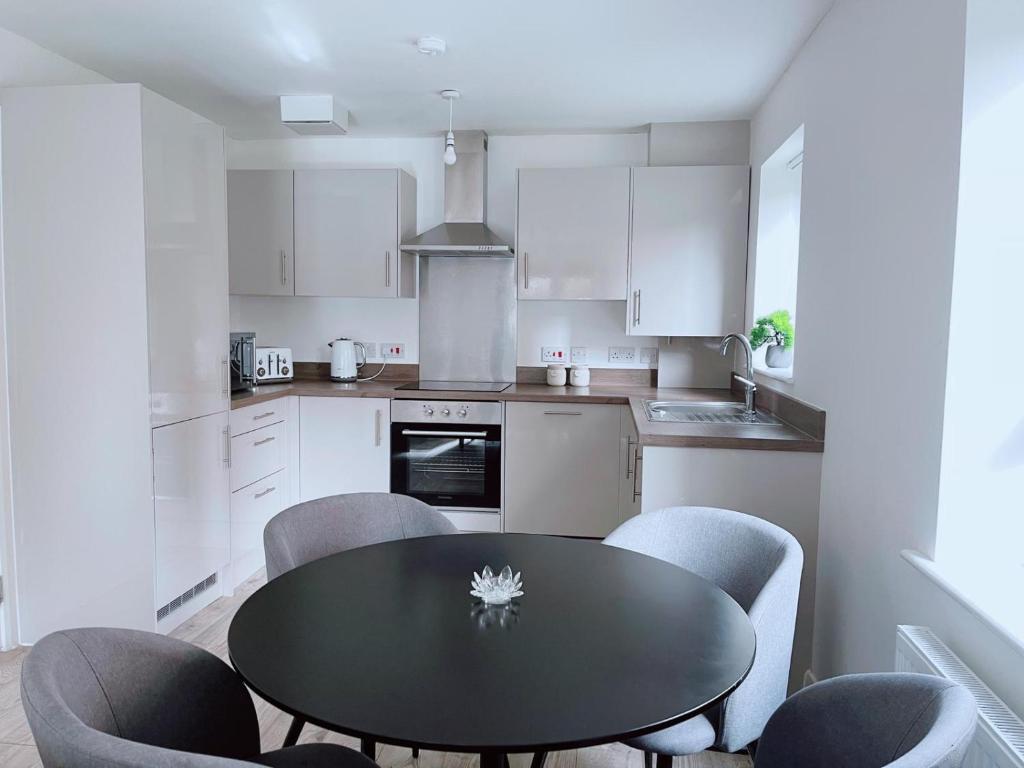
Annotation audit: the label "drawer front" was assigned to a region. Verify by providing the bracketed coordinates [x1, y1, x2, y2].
[231, 421, 287, 491]
[230, 401, 286, 437]
[231, 468, 289, 569]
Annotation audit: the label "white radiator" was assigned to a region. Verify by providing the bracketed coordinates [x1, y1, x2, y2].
[896, 625, 1024, 768]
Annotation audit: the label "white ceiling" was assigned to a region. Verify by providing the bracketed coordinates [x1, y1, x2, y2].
[0, 0, 833, 140]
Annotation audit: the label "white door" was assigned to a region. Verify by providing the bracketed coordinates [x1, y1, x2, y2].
[299, 397, 390, 501]
[504, 402, 622, 537]
[628, 165, 749, 337]
[228, 170, 294, 296]
[294, 170, 398, 298]
[618, 406, 642, 523]
[153, 411, 231, 609]
[517, 167, 630, 300]
[142, 90, 230, 426]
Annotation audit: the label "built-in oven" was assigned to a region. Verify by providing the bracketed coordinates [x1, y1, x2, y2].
[390, 400, 502, 514]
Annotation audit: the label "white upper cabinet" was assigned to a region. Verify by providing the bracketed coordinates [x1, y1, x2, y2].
[516, 167, 630, 300]
[142, 89, 230, 427]
[628, 165, 750, 337]
[228, 170, 295, 296]
[294, 169, 416, 298]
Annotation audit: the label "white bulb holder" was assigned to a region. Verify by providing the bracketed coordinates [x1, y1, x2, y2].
[417, 36, 447, 56]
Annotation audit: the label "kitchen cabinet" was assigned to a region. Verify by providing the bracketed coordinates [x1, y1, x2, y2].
[294, 169, 417, 298]
[299, 397, 390, 501]
[1, 83, 229, 641]
[153, 411, 231, 611]
[230, 468, 289, 589]
[516, 167, 630, 300]
[228, 170, 295, 296]
[504, 402, 622, 537]
[230, 420, 287, 492]
[628, 165, 749, 337]
[144, 90, 231, 428]
[618, 408, 643, 522]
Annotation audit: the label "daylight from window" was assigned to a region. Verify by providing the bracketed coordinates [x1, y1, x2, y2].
[751, 126, 804, 382]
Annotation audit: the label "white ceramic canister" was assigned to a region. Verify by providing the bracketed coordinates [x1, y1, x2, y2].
[546, 364, 567, 386]
[569, 365, 591, 387]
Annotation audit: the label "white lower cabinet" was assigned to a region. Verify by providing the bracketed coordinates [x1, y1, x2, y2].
[230, 420, 287, 492]
[153, 411, 231, 610]
[300, 397, 390, 501]
[618, 407, 643, 522]
[504, 402, 623, 537]
[230, 468, 289, 588]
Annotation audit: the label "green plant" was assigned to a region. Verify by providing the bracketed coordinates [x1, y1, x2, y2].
[750, 310, 795, 350]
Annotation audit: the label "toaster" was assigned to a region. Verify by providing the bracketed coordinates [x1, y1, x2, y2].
[255, 347, 293, 383]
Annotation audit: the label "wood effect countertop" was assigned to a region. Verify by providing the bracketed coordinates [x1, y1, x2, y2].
[231, 380, 824, 453]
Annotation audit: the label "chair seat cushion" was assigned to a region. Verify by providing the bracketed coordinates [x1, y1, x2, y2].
[252, 743, 378, 768]
[624, 715, 716, 756]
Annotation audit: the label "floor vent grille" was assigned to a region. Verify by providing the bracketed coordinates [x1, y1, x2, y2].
[157, 573, 218, 622]
[897, 625, 1024, 768]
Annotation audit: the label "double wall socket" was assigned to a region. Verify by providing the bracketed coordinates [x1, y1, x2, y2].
[608, 346, 636, 363]
[541, 346, 568, 363]
[382, 343, 405, 359]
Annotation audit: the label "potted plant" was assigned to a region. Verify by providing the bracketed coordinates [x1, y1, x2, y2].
[750, 310, 795, 368]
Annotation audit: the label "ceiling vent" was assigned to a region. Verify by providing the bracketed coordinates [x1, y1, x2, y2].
[280, 94, 349, 135]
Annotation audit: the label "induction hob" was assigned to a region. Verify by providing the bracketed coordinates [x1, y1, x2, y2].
[395, 380, 512, 393]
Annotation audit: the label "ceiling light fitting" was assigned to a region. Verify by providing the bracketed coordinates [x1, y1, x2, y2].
[417, 36, 447, 56]
[441, 90, 460, 166]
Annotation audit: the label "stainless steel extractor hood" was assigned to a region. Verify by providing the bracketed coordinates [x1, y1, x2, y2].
[401, 131, 512, 257]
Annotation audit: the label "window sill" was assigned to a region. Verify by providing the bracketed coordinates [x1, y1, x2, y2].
[901, 549, 1024, 657]
[754, 365, 794, 384]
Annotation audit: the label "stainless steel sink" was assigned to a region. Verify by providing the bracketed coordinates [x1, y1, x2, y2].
[643, 400, 781, 426]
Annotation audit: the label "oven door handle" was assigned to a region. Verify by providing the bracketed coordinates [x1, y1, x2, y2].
[400, 429, 489, 438]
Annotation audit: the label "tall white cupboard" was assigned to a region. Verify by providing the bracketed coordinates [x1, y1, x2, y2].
[1, 84, 230, 644]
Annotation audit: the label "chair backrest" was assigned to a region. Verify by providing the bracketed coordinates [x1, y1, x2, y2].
[21, 628, 262, 768]
[755, 673, 978, 768]
[604, 506, 803, 752]
[264, 491, 458, 581]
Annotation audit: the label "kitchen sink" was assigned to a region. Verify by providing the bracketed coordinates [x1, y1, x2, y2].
[643, 400, 781, 426]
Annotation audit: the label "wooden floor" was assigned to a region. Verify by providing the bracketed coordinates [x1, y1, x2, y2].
[0, 571, 750, 768]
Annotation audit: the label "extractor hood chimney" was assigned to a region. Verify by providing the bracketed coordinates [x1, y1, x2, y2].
[400, 130, 512, 257]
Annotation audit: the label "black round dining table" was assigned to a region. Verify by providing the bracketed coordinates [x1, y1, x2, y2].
[228, 533, 755, 768]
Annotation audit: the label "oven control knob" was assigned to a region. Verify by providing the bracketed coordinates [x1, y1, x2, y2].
[441, 408, 451, 416]
[457, 408, 468, 418]
[423, 406, 434, 416]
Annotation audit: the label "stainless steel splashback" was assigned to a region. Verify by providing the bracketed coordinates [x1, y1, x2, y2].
[418, 255, 516, 383]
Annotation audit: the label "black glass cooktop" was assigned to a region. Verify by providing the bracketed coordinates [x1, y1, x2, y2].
[395, 380, 512, 393]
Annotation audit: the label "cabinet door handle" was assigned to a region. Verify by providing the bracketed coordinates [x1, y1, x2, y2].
[375, 409, 382, 447]
[523, 251, 529, 290]
[633, 289, 642, 326]
[253, 411, 276, 421]
[280, 250, 288, 285]
[385, 251, 391, 288]
[223, 426, 231, 468]
[221, 356, 230, 396]
[543, 410, 582, 416]
[255, 486, 277, 499]
[626, 437, 636, 478]
[632, 452, 643, 501]
[253, 436, 276, 447]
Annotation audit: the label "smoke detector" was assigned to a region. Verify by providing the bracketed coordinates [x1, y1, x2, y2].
[417, 36, 447, 56]
[280, 94, 349, 135]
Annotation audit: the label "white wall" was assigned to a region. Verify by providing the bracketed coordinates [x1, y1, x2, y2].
[0, 26, 110, 87]
[749, 0, 1024, 716]
[648, 120, 751, 166]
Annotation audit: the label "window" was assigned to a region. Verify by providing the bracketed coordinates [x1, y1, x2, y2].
[751, 126, 804, 382]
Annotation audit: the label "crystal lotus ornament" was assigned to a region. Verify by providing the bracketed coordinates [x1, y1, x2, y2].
[470, 565, 524, 605]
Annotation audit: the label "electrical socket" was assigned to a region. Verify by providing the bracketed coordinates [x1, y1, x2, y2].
[359, 342, 378, 359]
[608, 346, 636, 363]
[570, 346, 588, 364]
[640, 347, 659, 364]
[382, 343, 405, 360]
[541, 346, 568, 363]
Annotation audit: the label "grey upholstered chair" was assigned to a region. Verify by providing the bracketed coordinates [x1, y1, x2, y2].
[603, 506, 803, 763]
[264, 491, 457, 752]
[264, 491, 457, 582]
[754, 673, 977, 767]
[21, 627, 377, 768]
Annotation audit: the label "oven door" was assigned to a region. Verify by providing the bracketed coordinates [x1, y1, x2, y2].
[390, 422, 501, 510]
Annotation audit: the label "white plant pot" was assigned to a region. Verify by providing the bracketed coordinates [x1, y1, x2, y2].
[765, 345, 794, 368]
